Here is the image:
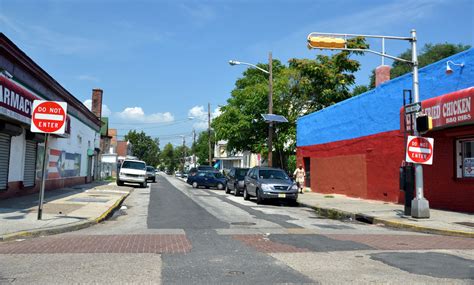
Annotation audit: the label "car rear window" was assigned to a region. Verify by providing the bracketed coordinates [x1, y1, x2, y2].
[147, 166, 155, 171]
[122, 161, 146, 170]
[198, 166, 215, 171]
[236, 168, 249, 178]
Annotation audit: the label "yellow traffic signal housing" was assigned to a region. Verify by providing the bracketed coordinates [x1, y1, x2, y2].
[416, 115, 433, 133]
[308, 36, 346, 49]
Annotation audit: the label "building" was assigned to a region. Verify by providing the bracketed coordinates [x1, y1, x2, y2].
[213, 140, 261, 172]
[296, 48, 474, 213]
[0, 33, 101, 199]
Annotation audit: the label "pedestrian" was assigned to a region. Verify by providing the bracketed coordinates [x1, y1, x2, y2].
[293, 164, 305, 194]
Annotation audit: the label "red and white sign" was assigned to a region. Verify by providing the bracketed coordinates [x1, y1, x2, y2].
[401, 87, 474, 132]
[406, 136, 434, 165]
[31, 100, 68, 134]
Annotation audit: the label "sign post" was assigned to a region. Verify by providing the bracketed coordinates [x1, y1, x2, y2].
[31, 100, 67, 220]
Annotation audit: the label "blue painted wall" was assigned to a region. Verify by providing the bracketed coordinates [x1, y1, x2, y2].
[297, 48, 474, 147]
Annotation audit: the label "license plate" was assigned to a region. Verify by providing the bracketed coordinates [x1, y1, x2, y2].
[278, 193, 286, 198]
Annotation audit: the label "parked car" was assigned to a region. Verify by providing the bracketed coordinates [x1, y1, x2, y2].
[225, 167, 250, 196]
[187, 171, 226, 190]
[188, 165, 216, 177]
[175, 171, 183, 178]
[243, 167, 298, 204]
[146, 166, 156, 182]
[117, 159, 148, 188]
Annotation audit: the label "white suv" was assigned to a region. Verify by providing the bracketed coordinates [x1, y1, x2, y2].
[117, 159, 148, 188]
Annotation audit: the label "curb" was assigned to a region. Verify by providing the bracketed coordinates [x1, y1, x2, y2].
[0, 192, 130, 242]
[298, 201, 474, 238]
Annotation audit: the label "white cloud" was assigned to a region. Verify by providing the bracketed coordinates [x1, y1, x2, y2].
[82, 99, 112, 117]
[188, 105, 221, 130]
[116, 107, 174, 123]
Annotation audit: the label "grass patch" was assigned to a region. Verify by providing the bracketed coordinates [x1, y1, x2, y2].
[324, 195, 335, 198]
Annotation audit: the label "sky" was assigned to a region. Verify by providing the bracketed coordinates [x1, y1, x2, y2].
[1, 0, 473, 147]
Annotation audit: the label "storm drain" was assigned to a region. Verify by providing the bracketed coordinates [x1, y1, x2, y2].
[231, 222, 256, 226]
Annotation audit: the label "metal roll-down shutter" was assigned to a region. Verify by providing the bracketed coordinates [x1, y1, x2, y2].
[23, 140, 37, 187]
[0, 133, 11, 190]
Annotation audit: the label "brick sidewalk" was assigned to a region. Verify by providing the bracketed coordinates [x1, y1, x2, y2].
[0, 234, 192, 254]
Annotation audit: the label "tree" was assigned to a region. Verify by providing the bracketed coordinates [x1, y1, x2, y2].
[192, 130, 215, 166]
[160, 143, 176, 172]
[174, 144, 190, 171]
[212, 38, 368, 170]
[124, 130, 160, 166]
[369, 43, 470, 88]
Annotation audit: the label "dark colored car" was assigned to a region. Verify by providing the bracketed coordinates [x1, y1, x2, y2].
[225, 167, 250, 196]
[187, 171, 226, 190]
[146, 166, 156, 182]
[188, 165, 216, 177]
[243, 167, 298, 204]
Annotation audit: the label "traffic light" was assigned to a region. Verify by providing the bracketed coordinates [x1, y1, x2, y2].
[307, 36, 346, 49]
[416, 115, 433, 133]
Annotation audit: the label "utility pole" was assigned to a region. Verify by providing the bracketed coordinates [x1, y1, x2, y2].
[268, 51, 273, 167]
[208, 102, 212, 166]
[192, 129, 196, 167]
[410, 29, 430, 218]
[182, 135, 186, 171]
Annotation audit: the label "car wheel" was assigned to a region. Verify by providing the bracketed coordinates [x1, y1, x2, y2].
[116, 180, 124, 186]
[192, 182, 198, 188]
[142, 181, 147, 188]
[217, 183, 224, 190]
[256, 189, 264, 204]
[234, 184, 240, 196]
[225, 184, 231, 194]
[243, 187, 250, 200]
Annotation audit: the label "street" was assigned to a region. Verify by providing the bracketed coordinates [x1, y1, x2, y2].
[0, 173, 473, 284]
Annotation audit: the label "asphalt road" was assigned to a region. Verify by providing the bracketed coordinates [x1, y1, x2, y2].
[0, 173, 473, 284]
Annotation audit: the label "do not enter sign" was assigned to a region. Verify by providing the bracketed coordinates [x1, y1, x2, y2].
[406, 136, 434, 165]
[31, 100, 68, 134]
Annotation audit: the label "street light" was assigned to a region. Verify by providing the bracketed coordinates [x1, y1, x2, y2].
[306, 29, 430, 219]
[229, 52, 274, 167]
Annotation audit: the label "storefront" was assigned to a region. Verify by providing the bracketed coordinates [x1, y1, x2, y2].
[296, 48, 474, 213]
[402, 87, 474, 212]
[0, 33, 101, 199]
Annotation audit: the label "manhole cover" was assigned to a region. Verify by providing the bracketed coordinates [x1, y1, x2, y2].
[455, 222, 474, 228]
[226, 271, 245, 276]
[231, 222, 256, 226]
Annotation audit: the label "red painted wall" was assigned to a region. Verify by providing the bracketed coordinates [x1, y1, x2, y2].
[297, 128, 474, 213]
[423, 126, 474, 213]
[298, 130, 405, 203]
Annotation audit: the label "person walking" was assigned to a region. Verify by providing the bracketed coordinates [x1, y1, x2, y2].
[293, 164, 306, 194]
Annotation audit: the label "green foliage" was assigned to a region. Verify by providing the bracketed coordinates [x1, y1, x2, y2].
[213, 37, 368, 169]
[161, 143, 176, 172]
[369, 43, 470, 88]
[124, 130, 160, 167]
[352, 85, 370, 96]
[193, 130, 215, 165]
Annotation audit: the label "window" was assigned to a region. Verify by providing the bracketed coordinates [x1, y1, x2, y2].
[456, 138, 474, 178]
